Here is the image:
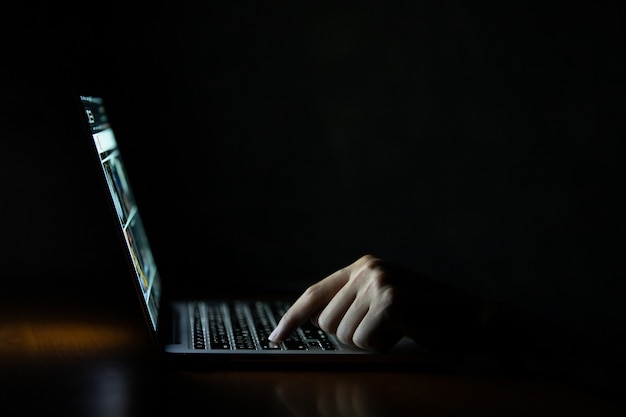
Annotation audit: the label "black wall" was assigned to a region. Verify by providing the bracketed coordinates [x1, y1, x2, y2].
[3, 3, 625, 333]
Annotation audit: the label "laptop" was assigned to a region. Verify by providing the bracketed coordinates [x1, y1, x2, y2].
[74, 87, 448, 367]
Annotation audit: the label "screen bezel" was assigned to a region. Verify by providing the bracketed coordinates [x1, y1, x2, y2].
[71, 80, 164, 350]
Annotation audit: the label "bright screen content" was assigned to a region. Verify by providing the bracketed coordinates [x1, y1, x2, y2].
[81, 95, 161, 330]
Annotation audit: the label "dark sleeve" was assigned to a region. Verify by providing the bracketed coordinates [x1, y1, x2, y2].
[419, 288, 626, 402]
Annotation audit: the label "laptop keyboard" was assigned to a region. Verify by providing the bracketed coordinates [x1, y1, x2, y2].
[190, 301, 337, 351]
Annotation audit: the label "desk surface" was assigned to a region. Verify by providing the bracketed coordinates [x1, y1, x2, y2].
[1, 279, 624, 417]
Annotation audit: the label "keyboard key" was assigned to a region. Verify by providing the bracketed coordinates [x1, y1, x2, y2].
[206, 303, 231, 349]
[230, 303, 256, 349]
[194, 300, 338, 352]
[260, 339, 282, 350]
[192, 304, 206, 349]
[283, 340, 306, 350]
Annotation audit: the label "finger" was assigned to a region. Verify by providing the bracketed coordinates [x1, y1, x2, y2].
[310, 310, 322, 328]
[314, 254, 378, 333]
[316, 280, 359, 335]
[269, 267, 350, 342]
[310, 258, 368, 329]
[352, 290, 403, 351]
[333, 295, 370, 346]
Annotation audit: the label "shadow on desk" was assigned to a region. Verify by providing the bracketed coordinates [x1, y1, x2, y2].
[1, 275, 625, 417]
[164, 365, 626, 417]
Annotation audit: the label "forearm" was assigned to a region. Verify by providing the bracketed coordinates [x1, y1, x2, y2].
[415, 292, 625, 396]
[403, 283, 585, 363]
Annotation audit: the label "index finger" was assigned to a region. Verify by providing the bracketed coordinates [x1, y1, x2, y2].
[269, 267, 350, 342]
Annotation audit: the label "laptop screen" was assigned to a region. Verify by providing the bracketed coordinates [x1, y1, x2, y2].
[80, 95, 161, 331]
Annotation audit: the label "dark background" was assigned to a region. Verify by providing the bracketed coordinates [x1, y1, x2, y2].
[2, 3, 625, 335]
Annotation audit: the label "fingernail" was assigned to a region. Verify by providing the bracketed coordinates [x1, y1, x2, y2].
[269, 326, 281, 342]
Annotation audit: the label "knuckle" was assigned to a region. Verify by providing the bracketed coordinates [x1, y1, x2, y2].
[352, 332, 372, 350]
[353, 258, 391, 290]
[335, 327, 354, 346]
[379, 286, 397, 307]
[358, 254, 384, 271]
[300, 283, 324, 309]
[357, 254, 376, 264]
[316, 310, 335, 334]
[302, 282, 322, 299]
[370, 272, 390, 289]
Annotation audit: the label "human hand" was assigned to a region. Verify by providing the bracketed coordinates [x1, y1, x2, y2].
[269, 255, 423, 351]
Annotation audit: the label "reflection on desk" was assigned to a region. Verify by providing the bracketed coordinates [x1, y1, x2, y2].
[1, 283, 624, 417]
[166, 368, 625, 417]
